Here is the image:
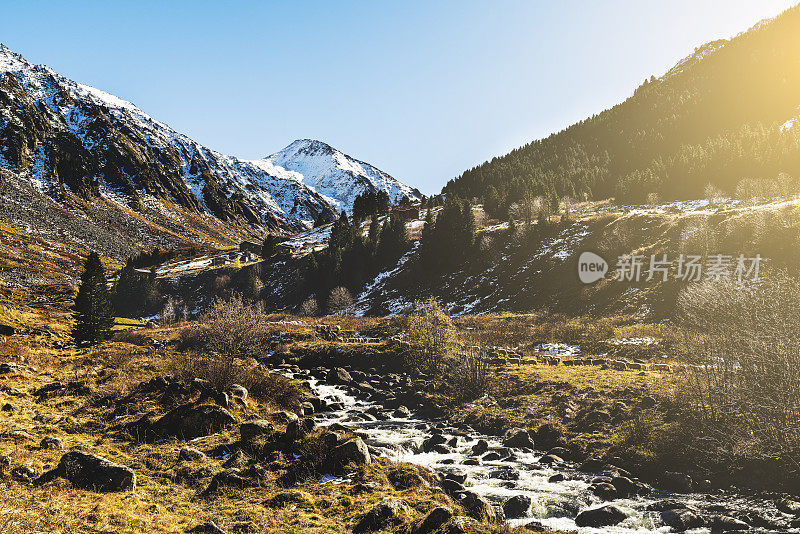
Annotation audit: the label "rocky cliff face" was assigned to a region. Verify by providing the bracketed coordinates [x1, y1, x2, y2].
[0, 45, 417, 236]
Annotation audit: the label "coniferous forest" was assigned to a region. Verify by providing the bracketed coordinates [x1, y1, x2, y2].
[444, 6, 800, 211]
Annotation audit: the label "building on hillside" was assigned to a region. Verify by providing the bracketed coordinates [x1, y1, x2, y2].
[239, 240, 262, 256]
[392, 205, 420, 221]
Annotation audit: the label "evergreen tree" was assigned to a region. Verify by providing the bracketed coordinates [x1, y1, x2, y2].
[112, 259, 160, 317]
[376, 215, 409, 265]
[262, 234, 282, 259]
[329, 211, 351, 251]
[484, 186, 501, 219]
[73, 252, 114, 344]
[507, 212, 517, 237]
[419, 195, 476, 273]
[238, 265, 263, 301]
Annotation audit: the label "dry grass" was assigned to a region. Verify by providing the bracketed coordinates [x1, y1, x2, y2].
[453, 312, 678, 356]
[0, 335, 426, 533]
[0, 320, 549, 533]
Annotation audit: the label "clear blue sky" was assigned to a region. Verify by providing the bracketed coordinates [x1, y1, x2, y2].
[1, 1, 796, 194]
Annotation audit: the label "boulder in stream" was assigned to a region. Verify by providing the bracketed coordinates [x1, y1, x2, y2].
[660, 508, 704, 531]
[503, 495, 531, 519]
[502, 428, 534, 449]
[575, 505, 628, 527]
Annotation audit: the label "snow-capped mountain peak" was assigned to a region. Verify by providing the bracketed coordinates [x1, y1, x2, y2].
[263, 139, 420, 213]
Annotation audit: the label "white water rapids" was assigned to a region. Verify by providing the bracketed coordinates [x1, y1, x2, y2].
[289, 373, 793, 533]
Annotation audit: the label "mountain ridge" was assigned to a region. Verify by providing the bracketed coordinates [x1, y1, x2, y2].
[443, 5, 800, 210]
[0, 44, 418, 239]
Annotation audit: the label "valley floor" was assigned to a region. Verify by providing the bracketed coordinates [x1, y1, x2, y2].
[2, 308, 800, 533]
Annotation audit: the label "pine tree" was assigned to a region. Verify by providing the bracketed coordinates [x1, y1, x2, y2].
[377, 215, 409, 265]
[262, 234, 281, 259]
[112, 259, 160, 317]
[507, 212, 517, 237]
[73, 252, 114, 344]
[418, 196, 476, 273]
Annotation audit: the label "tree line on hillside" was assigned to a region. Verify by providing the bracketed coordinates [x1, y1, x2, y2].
[72, 191, 565, 343]
[301, 210, 410, 314]
[443, 5, 800, 209]
[351, 190, 390, 221]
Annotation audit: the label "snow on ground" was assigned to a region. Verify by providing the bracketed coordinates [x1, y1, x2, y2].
[136, 256, 214, 276]
[354, 241, 419, 316]
[482, 222, 509, 233]
[535, 343, 580, 356]
[281, 223, 333, 254]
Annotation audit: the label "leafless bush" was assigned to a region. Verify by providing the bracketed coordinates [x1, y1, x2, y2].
[646, 192, 661, 205]
[327, 286, 354, 315]
[174, 296, 271, 390]
[300, 297, 320, 317]
[171, 351, 300, 406]
[201, 295, 270, 359]
[776, 172, 797, 198]
[403, 299, 454, 375]
[444, 337, 491, 401]
[704, 183, 725, 205]
[510, 192, 550, 227]
[678, 272, 800, 457]
[161, 296, 177, 325]
[735, 178, 762, 204]
[560, 196, 575, 220]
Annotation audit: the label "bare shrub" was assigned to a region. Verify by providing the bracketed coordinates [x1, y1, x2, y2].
[560, 196, 575, 220]
[776, 172, 797, 198]
[202, 295, 270, 359]
[704, 182, 725, 205]
[161, 296, 177, 325]
[327, 286, 354, 316]
[300, 297, 320, 317]
[646, 192, 661, 205]
[510, 193, 550, 227]
[445, 337, 491, 401]
[678, 272, 800, 457]
[735, 178, 761, 203]
[172, 296, 271, 391]
[403, 299, 454, 375]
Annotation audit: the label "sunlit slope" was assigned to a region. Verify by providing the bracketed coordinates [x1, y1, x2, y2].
[354, 198, 800, 318]
[444, 5, 800, 205]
